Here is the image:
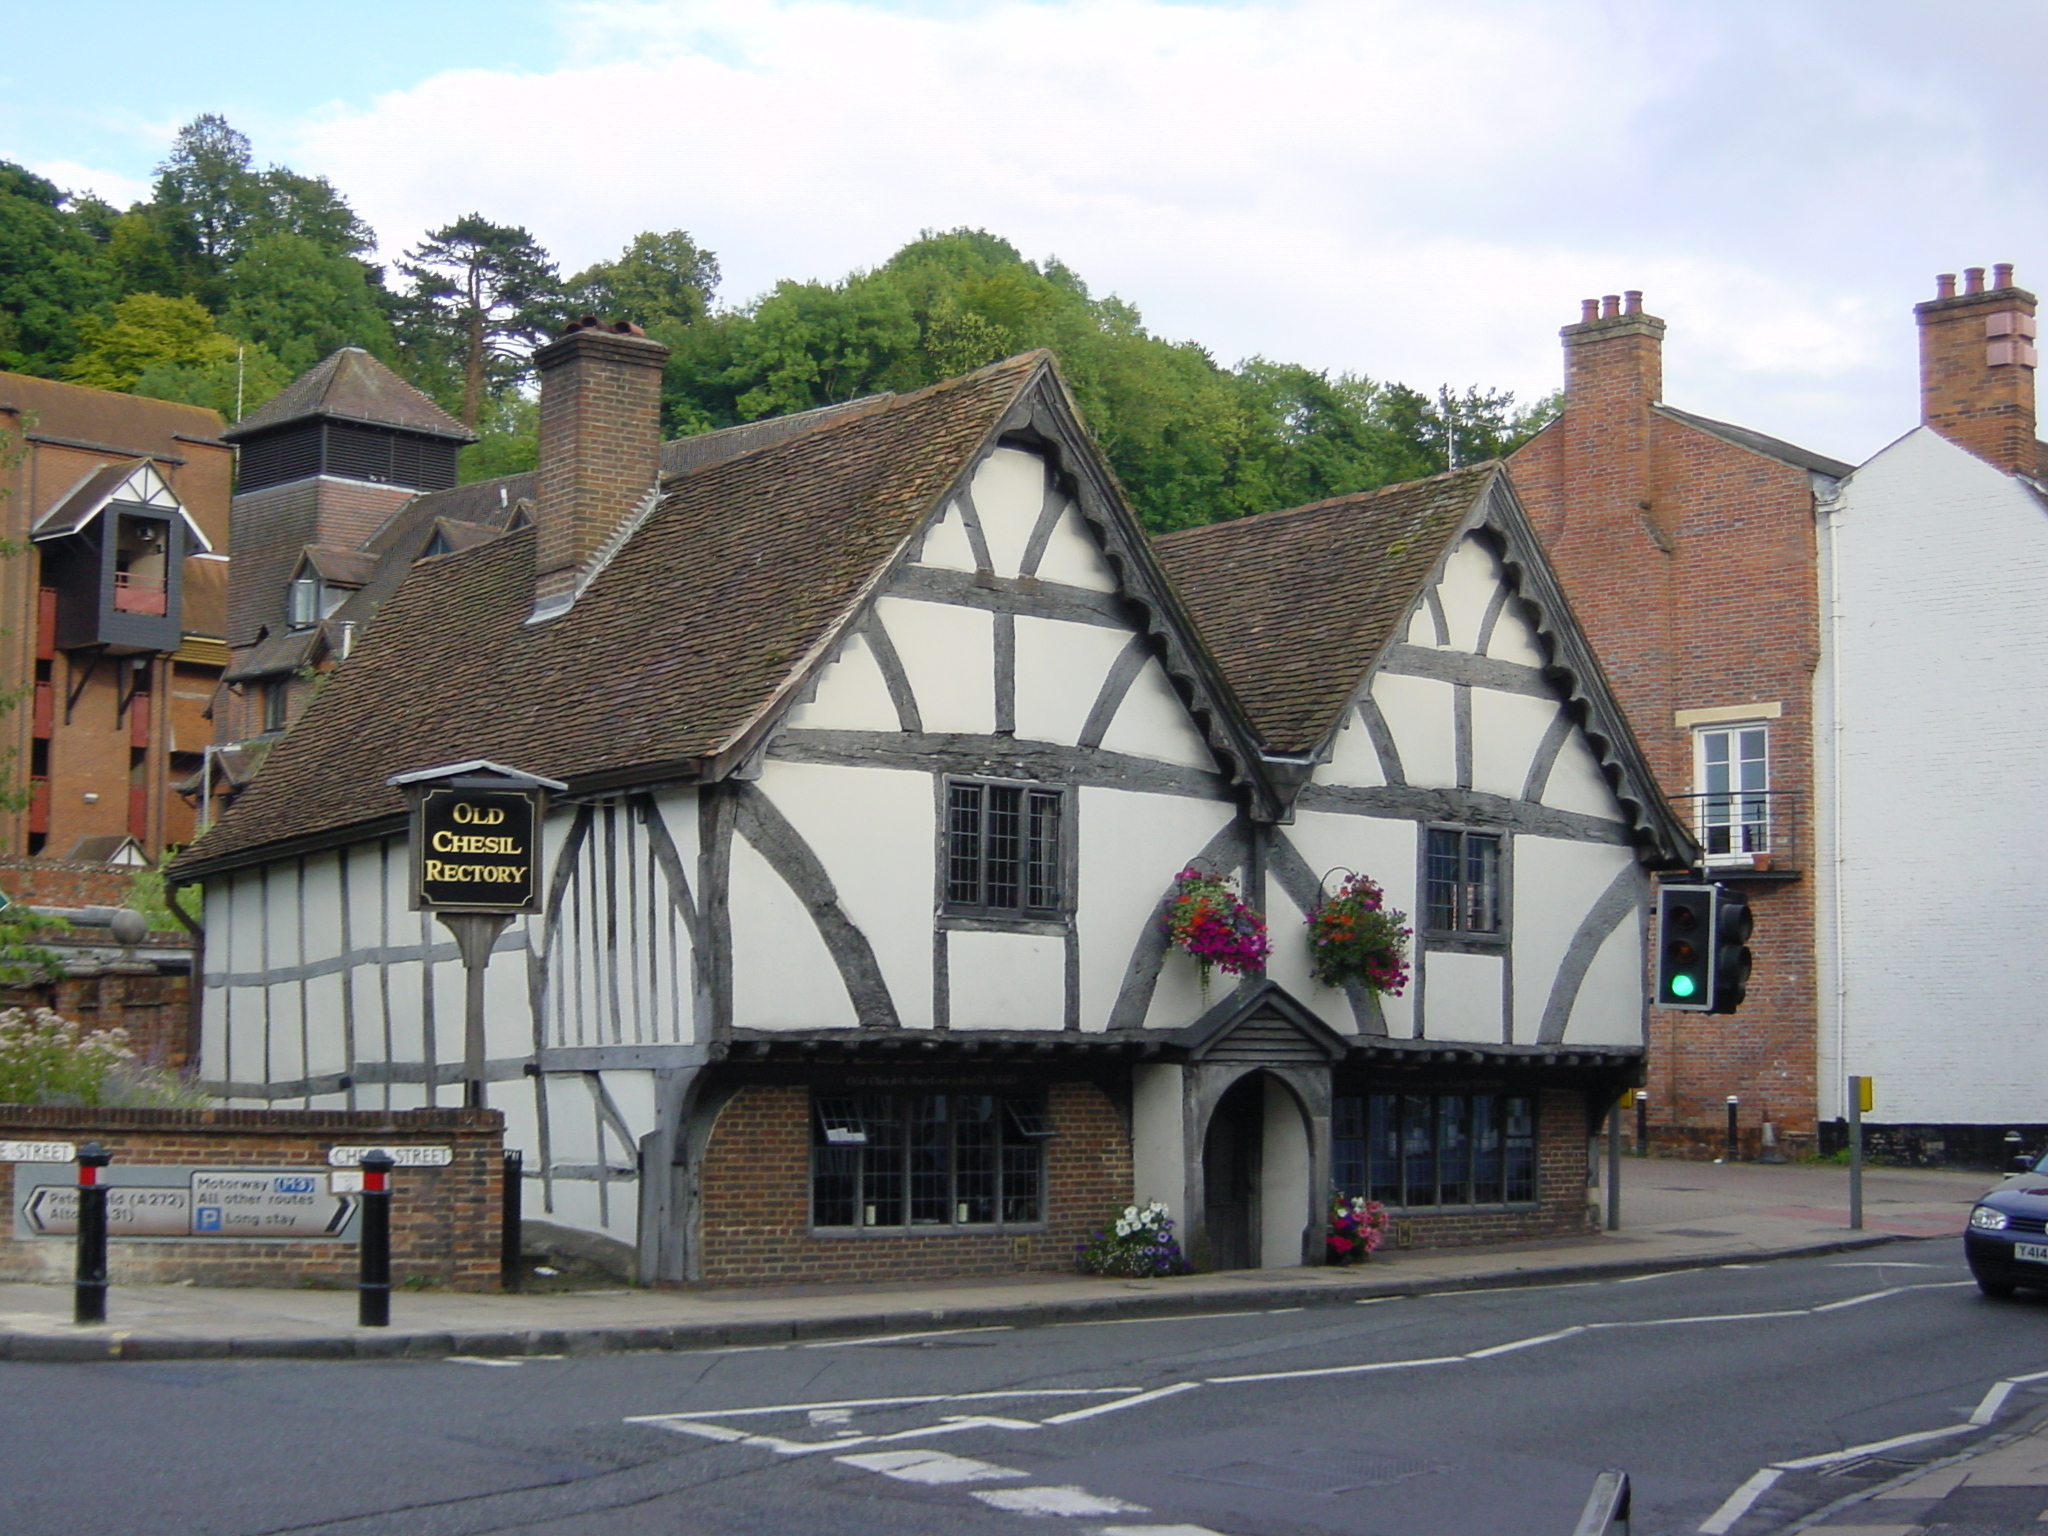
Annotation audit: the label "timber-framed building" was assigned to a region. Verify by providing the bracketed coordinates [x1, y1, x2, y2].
[171, 324, 1691, 1283]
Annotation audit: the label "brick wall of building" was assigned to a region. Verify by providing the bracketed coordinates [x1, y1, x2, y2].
[696, 1081, 1132, 1285]
[1377, 1088, 1597, 1249]
[0, 1106, 503, 1289]
[1512, 299, 1823, 1149]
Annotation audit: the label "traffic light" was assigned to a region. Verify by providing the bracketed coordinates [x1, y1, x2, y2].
[1655, 884, 1715, 1010]
[1708, 886, 1752, 1014]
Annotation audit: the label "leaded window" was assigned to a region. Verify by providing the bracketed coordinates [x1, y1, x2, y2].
[1332, 1092, 1536, 1208]
[811, 1092, 1051, 1229]
[946, 780, 1064, 916]
[1424, 828, 1503, 935]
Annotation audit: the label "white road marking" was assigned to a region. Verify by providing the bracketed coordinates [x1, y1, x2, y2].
[1616, 1270, 1683, 1283]
[1697, 1467, 1780, 1533]
[1830, 1260, 1939, 1268]
[1354, 1296, 1402, 1306]
[446, 1356, 529, 1367]
[1263, 1307, 1305, 1314]
[630, 1388, 1130, 1422]
[836, 1449, 1025, 1485]
[1970, 1381, 2015, 1426]
[1812, 1287, 1902, 1311]
[805, 1326, 1014, 1348]
[1584, 1309, 1807, 1329]
[647, 1412, 1043, 1457]
[1063, 1310, 1271, 1327]
[1042, 1383, 1200, 1424]
[1771, 1423, 1977, 1471]
[974, 1485, 1150, 1516]
[1208, 1354, 1465, 1384]
[1094, 1528, 1230, 1536]
[1467, 1327, 1587, 1358]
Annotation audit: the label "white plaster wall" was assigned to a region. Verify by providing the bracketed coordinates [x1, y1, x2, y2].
[1469, 690, 1560, 802]
[755, 759, 935, 1029]
[1320, 707, 1388, 788]
[1422, 950, 1503, 1042]
[1032, 502, 1118, 592]
[947, 930, 1065, 1028]
[1405, 605, 1442, 646]
[971, 446, 1050, 578]
[1433, 536, 1499, 650]
[1130, 1064, 1187, 1220]
[1013, 616, 1128, 746]
[267, 966, 304, 1090]
[916, 498, 980, 573]
[1070, 788, 1234, 1029]
[1274, 811, 1421, 1037]
[728, 832, 860, 1029]
[1096, 657, 1214, 768]
[303, 972, 348, 1080]
[1540, 732, 1621, 819]
[1562, 919, 1646, 1047]
[1827, 427, 2048, 1122]
[1260, 1076, 1312, 1268]
[1258, 879, 1333, 1029]
[1484, 598, 1549, 668]
[1370, 672, 1457, 787]
[1509, 838, 1637, 1045]
[300, 853, 344, 965]
[784, 628, 901, 733]
[875, 595, 994, 735]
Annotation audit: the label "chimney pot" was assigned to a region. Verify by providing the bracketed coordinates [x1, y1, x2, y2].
[1601, 294, 1621, 319]
[1966, 267, 1986, 295]
[1580, 299, 1600, 324]
[1624, 290, 1643, 316]
[1917, 264, 2037, 472]
[1994, 263, 2016, 290]
[1937, 273, 1957, 299]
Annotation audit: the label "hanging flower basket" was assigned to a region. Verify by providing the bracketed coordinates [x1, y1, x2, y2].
[1327, 1193, 1389, 1264]
[1305, 870, 1412, 995]
[1164, 866, 1269, 985]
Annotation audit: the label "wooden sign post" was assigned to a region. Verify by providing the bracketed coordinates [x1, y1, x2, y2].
[390, 761, 565, 1109]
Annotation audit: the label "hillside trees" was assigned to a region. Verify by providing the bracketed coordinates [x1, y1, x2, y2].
[396, 215, 565, 428]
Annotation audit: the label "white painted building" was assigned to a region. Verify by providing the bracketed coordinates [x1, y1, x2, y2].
[172, 328, 1690, 1284]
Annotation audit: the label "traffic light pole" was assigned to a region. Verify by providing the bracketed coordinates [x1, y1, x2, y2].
[1605, 1099, 1622, 1231]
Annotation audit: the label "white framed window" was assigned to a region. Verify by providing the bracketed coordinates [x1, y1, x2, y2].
[1695, 725, 1769, 860]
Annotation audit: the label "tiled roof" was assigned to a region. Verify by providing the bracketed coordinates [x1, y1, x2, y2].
[1654, 404, 1854, 478]
[175, 354, 1049, 876]
[1153, 464, 1500, 755]
[223, 349, 475, 443]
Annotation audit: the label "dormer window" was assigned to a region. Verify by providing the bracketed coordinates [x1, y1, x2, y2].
[287, 575, 321, 630]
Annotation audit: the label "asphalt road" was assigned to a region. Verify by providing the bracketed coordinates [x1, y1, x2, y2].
[4, 1246, 2044, 1536]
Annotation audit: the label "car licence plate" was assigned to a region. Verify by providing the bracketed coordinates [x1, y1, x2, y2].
[2015, 1242, 2048, 1264]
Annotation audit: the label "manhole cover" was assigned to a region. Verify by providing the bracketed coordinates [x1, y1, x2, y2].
[1657, 1227, 1738, 1237]
[1186, 1453, 1449, 1495]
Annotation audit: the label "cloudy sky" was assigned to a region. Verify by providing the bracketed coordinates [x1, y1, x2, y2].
[6, 0, 2043, 463]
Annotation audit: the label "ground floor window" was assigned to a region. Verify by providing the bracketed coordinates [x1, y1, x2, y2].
[1332, 1092, 1536, 1208]
[811, 1092, 1051, 1229]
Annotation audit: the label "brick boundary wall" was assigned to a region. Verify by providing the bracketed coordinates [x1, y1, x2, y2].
[697, 1081, 1133, 1285]
[0, 1106, 504, 1290]
[1377, 1089, 1597, 1249]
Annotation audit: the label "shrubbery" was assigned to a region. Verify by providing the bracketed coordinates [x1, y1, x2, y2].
[0, 1007, 206, 1108]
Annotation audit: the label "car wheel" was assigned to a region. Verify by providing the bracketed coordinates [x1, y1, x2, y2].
[1975, 1273, 2017, 1299]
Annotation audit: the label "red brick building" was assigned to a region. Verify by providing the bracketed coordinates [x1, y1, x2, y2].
[1510, 294, 1852, 1153]
[0, 374, 231, 873]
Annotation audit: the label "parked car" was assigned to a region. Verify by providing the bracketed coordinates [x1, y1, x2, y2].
[1966, 1180, 2048, 1297]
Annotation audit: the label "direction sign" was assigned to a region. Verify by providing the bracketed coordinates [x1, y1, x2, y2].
[326, 1145, 454, 1168]
[190, 1172, 353, 1238]
[25, 1184, 192, 1237]
[0, 1140, 74, 1163]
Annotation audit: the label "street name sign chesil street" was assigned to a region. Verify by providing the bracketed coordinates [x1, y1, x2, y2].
[390, 760, 566, 1109]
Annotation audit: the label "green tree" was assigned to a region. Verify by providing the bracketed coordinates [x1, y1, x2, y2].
[222, 231, 396, 375]
[568, 229, 719, 336]
[64, 292, 285, 420]
[0, 163, 109, 375]
[459, 392, 539, 484]
[396, 215, 564, 427]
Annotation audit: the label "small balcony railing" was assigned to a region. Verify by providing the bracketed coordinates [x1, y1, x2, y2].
[1668, 789, 1802, 873]
[113, 572, 168, 615]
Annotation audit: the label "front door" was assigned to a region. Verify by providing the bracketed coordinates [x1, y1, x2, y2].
[1203, 1075, 1264, 1270]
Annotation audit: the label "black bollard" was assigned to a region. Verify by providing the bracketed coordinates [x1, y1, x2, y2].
[501, 1150, 523, 1293]
[358, 1149, 394, 1328]
[1725, 1095, 1740, 1162]
[1634, 1090, 1649, 1157]
[74, 1141, 111, 1325]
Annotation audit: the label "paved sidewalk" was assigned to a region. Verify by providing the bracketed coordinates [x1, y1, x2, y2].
[1778, 1407, 2048, 1535]
[0, 1156, 1989, 1364]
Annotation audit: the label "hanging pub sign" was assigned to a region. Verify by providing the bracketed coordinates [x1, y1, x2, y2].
[389, 760, 567, 914]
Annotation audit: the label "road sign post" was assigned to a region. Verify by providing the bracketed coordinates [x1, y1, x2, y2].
[1847, 1075, 1872, 1231]
[357, 1150, 394, 1328]
[73, 1141, 110, 1325]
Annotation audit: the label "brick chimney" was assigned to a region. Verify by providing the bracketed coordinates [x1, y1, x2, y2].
[1915, 265, 2038, 475]
[532, 317, 671, 616]
[1558, 291, 1667, 542]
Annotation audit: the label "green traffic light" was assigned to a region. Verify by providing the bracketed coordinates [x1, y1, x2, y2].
[1670, 975, 1698, 999]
